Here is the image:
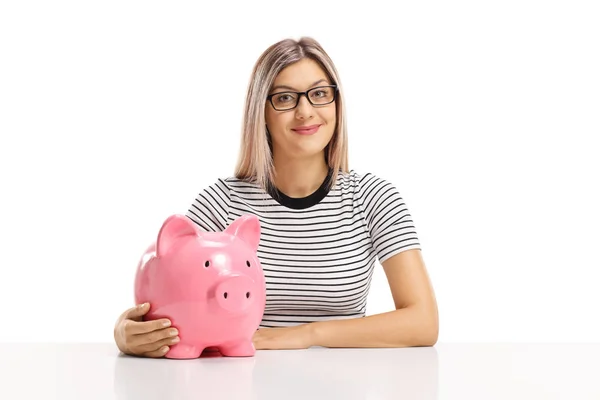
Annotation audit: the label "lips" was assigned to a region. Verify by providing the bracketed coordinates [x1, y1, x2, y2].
[291, 124, 321, 135]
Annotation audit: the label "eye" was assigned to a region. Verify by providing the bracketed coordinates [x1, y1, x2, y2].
[204, 260, 210, 268]
[246, 260, 251, 267]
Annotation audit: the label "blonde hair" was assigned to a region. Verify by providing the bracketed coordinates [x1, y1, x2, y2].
[233, 36, 349, 193]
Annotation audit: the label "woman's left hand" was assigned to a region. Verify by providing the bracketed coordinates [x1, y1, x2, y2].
[252, 324, 314, 350]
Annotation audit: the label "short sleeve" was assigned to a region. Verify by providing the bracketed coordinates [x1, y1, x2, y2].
[358, 173, 421, 263]
[185, 178, 231, 232]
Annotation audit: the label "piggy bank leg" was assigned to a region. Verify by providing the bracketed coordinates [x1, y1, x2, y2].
[165, 343, 203, 359]
[219, 340, 255, 357]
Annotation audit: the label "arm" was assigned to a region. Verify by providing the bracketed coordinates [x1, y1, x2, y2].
[309, 249, 439, 348]
[253, 175, 438, 350]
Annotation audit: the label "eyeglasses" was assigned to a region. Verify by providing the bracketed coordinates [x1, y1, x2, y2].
[267, 85, 338, 111]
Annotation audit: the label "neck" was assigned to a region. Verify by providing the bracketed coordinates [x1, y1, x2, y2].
[272, 152, 330, 198]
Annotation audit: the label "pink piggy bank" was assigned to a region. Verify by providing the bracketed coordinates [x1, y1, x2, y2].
[134, 213, 266, 358]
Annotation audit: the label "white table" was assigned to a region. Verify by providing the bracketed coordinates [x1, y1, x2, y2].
[1, 343, 599, 399]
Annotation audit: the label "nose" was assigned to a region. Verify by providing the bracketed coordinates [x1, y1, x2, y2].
[295, 95, 314, 119]
[215, 275, 255, 314]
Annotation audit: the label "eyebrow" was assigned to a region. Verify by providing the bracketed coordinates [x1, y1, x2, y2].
[270, 79, 329, 92]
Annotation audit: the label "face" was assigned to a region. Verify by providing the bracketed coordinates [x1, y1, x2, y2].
[265, 58, 337, 162]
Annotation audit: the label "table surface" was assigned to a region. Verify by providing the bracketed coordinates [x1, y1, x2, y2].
[1, 342, 599, 399]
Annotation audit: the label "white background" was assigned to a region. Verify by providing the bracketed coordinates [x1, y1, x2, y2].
[1, 0, 598, 344]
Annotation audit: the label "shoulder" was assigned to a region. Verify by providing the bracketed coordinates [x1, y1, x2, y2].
[336, 169, 410, 219]
[197, 175, 261, 196]
[335, 169, 400, 197]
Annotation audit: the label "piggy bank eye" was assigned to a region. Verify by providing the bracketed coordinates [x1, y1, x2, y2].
[204, 260, 210, 268]
[246, 260, 251, 267]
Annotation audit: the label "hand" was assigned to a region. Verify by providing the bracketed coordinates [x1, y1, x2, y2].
[252, 324, 314, 350]
[113, 303, 180, 358]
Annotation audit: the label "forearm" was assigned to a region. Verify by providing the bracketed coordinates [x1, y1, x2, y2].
[309, 306, 438, 348]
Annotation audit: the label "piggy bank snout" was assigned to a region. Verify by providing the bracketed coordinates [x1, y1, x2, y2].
[215, 275, 257, 314]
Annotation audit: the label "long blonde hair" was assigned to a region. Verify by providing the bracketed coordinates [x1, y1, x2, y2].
[233, 36, 349, 193]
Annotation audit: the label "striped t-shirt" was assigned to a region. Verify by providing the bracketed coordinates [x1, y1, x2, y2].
[185, 168, 421, 328]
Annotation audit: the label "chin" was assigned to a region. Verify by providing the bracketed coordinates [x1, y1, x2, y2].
[300, 145, 330, 158]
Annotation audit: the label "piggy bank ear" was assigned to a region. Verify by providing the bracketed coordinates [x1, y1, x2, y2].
[224, 214, 261, 252]
[156, 214, 198, 257]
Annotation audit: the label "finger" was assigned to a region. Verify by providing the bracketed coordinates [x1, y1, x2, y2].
[136, 335, 180, 353]
[127, 327, 178, 352]
[123, 303, 151, 320]
[125, 318, 172, 335]
[144, 327, 179, 344]
[142, 345, 170, 358]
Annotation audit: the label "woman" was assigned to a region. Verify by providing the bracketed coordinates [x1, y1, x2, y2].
[114, 37, 439, 358]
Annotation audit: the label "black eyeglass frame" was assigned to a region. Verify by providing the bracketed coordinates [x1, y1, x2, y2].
[266, 84, 338, 111]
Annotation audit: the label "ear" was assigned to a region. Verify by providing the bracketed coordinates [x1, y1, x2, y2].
[156, 214, 198, 257]
[224, 214, 261, 252]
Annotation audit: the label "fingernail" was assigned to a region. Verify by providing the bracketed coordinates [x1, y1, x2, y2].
[171, 337, 180, 343]
[161, 346, 168, 352]
[163, 320, 171, 327]
[170, 329, 178, 336]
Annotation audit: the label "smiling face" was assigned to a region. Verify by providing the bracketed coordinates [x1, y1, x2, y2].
[265, 58, 337, 162]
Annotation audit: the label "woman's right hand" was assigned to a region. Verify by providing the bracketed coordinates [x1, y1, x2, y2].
[114, 303, 180, 357]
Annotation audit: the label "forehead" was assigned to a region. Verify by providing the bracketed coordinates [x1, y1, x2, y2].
[272, 58, 329, 90]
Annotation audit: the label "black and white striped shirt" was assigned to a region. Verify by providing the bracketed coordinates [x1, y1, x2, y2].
[185, 169, 421, 328]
